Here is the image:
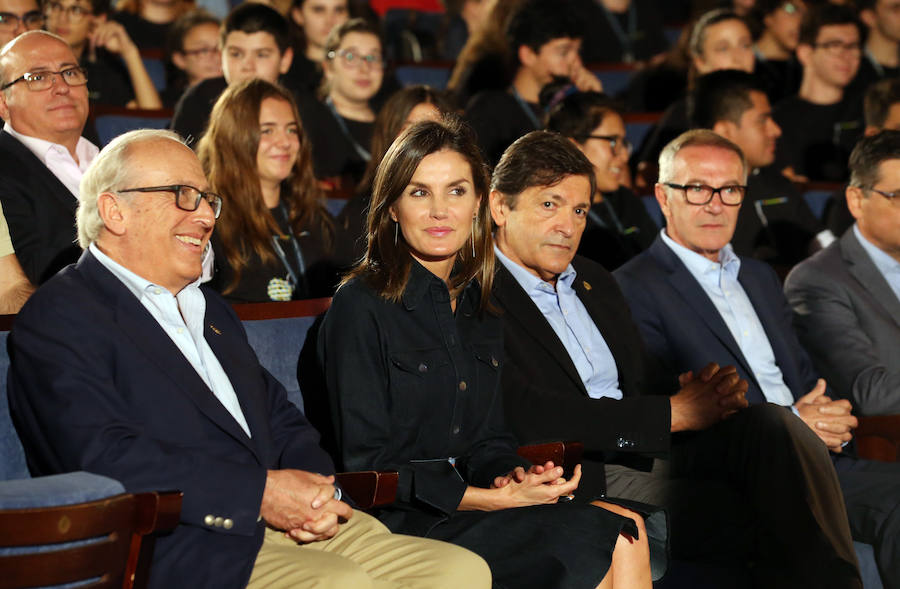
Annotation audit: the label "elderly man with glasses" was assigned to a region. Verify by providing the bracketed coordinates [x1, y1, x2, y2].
[0, 30, 96, 284]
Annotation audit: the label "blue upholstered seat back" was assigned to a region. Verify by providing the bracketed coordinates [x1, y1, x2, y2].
[241, 315, 317, 412]
[1, 329, 29, 481]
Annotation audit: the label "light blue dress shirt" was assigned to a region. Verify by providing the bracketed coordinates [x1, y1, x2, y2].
[495, 246, 623, 400]
[854, 223, 900, 304]
[90, 243, 252, 437]
[659, 231, 795, 407]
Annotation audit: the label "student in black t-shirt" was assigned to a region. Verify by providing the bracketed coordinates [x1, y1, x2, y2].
[164, 9, 222, 108]
[692, 69, 831, 270]
[827, 77, 900, 236]
[464, 0, 601, 167]
[285, 0, 348, 96]
[750, 0, 804, 105]
[299, 18, 382, 187]
[576, 0, 669, 65]
[199, 79, 338, 303]
[847, 0, 900, 103]
[111, 0, 188, 52]
[170, 3, 297, 146]
[772, 4, 865, 183]
[546, 91, 657, 271]
[44, 0, 161, 108]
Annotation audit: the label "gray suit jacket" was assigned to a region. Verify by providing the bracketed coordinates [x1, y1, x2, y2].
[784, 228, 900, 415]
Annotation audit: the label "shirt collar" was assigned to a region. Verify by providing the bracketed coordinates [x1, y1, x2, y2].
[660, 228, 741, 280]
[854, 223, 900, 278]
[3, 121, 97, 169]
[89, 242, 201, 301]
[494, 244, 576, 296]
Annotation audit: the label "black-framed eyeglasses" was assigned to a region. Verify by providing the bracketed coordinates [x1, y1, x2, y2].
[0, 10, 44, 31]
[813, 40, 862, 55]
[865, 187, 900, 205]
[0, 66, 87, 92]
[326, 49, 384, 69]
[583, 134, 633, 155]
[117, 185, 223, 218]
[663, 182, 746, 206]
[182, 45, 219, 58]
[44, 1, 91, 23]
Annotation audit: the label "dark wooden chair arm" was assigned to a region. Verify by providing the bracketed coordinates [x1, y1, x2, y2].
[335, 471, 399, 510]
[129, 491, 182, 589]
[855, 415, 900, 462]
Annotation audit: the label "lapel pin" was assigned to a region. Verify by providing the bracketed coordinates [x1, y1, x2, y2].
[209, 324, 222, 335]
[583, 281, 592, 291]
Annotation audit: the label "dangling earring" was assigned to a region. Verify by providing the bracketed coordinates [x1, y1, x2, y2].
[394, 221, 399, 245]
[471, 216, 477, 259]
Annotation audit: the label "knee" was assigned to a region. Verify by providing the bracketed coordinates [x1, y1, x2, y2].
[430, 543, 492, 589]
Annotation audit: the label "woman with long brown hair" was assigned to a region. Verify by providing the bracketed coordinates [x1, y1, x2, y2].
[317, 117, 652, 589]
[199, 78, 337, 302]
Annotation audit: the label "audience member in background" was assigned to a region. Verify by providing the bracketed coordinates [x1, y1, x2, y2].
[285, 0, 347, 95]
[576, 0, 669, 65]
[751, 0, 805, 104]
[786, 131, 900, 418]
[200, 80, 339, 303]
[171, 3, 295, 146]
[847, 0, 900, 102]
[635, 8, 754, 187]
[44, 0, 162, 108]
[619, 19, 691, 113]
[112, 0, 188, 51]
[164, 9, 222, 107]
[692, 69, 830, 272]
[446, 0, 524, 108]
[0, 31, 97, 284]
[545, 91, 657, 271]
[491, 129, 859, 588]
[615, 128, 900, 589]
[772, 3, 864, 182]
[441, 0, 488, 60]
[299, 18, 382, 186]
[0, 205, 34, 313]
[337, 84, 452, 263]
[318, 117, 653, 589]
[0, 0, 42, 47]
[465, 0, 601, 167]
[828, 74, 900, 234]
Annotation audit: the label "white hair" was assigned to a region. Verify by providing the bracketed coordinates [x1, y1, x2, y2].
[657, 128, 748, 185]
[77, 129, 187, 248]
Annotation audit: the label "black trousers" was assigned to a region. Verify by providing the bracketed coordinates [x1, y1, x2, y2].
[605, 403, 861, 589]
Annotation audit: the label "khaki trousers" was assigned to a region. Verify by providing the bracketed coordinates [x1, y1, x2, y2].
[247, 510, 491, 589]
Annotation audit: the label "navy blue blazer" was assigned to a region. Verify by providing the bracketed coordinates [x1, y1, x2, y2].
[8, 250, 336, 589]
[613, 236, 820, 406]
[0, 130, 81, 284]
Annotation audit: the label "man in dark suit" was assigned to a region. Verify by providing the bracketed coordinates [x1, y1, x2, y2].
[7, 129, 490, 589]
[490, 130, 862, 588]
[0, 30, 96, 284]
[785, 132, 900, 417]
[614, 128, 900, 589]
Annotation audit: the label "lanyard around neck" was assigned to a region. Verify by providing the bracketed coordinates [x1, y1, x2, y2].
[270, 203, 309, 296]
[325, 97, 372, 162]
[601, 1, 638, 63]
[511, 87, 543, 130]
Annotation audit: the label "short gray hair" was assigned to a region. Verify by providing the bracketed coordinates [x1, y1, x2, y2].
[77, 129, 187, 248]
[658, 129, 748, 185]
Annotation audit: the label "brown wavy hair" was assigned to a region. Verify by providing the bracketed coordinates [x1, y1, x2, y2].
[198, 78, 332, 294]
[342, 116, 495, 311]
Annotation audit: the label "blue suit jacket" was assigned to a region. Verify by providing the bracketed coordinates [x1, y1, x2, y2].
[613, 236, 820, 406]
[8, 250, 336, 589]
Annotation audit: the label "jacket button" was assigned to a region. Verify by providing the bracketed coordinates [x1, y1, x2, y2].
[452, 426, 460, 435]
[458, 381, 467, 391]
[491, 357, 499, 367]
[223, 518, 234, 530]
[616, 437, 626, 448]
[418, 363, 427, 373]
[214, 517, 224, 527]
[204, 515, 214, 526]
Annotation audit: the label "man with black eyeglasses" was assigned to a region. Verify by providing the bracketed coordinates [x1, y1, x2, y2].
[0, 0, 42, 47]
[0, 30, 97, 284]
[615, 128, 900, 589]
[772, 3, 866, 182]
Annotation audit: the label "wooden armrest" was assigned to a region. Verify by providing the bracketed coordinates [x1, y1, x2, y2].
[517, 441, 584, 472]
[130, 491, 182, 589]
[855, 415, 900, 462]
[335, 471, 399, 510]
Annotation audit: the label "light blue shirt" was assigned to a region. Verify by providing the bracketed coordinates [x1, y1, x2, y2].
[659, 231, 795, 407]
[495, 246, 623, 400]
[90, 243, 252, 437]
[854, 223, 900, 304]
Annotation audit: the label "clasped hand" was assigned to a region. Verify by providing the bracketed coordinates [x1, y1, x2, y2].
[794, 379, 857, 452]
[490, 461, 581, 507]
[670, 363, 749, 432]
[259, 469, 353, 544]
